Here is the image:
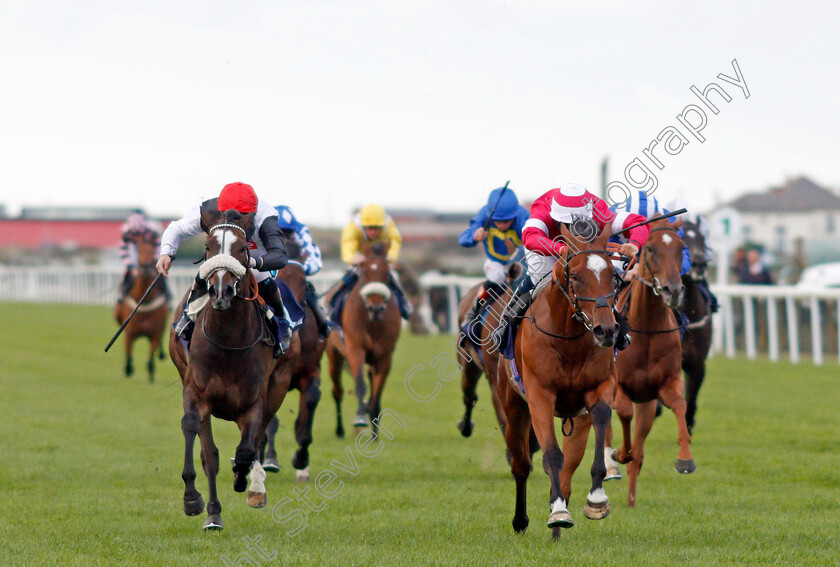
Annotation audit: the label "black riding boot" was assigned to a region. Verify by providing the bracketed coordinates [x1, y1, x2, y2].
[174, 275, 208, 341]
[304, 280, 332, 337]
[698, 278, 719, 313]
[463, 280, 505, 336]
[118, 269, 134, 303]
[258, 278, 291, 357]
[489, 278, 534, 348]
[388, 273, 413, 320]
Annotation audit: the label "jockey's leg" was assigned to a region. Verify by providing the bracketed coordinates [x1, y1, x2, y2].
[330, 269, 359, 321]
[490, 251, 548, 348]
[304, 280, 333, 337]
[387, 271, 413, 320]
[698, 278, 719, 313]
[174, 274, 208, 341]
[463, 260, 507, 330]
[257, 274, 291, 357]
[118, 267, 134, 302]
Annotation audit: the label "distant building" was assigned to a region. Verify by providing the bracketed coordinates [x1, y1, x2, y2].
[723, 176, 840, 257]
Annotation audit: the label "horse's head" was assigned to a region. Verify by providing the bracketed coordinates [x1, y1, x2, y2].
[638, 217, 685, 308]
[681, 219, 709, 283]
[358, 243, 392, 321]
[554, 221, 619, 348]
[199, 209, 253, 311]
[130, 230, 159, 278]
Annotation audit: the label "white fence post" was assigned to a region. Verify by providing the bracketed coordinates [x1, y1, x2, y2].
[786, 295, 800, 364]
[743, 295, 756, 360]
[810, 296, 823, 366]
[767, 297, 779, 362]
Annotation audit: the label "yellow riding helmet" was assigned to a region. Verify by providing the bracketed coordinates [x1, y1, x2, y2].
[360, 204, 387, 227]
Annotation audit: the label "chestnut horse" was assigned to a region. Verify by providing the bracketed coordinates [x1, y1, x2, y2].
[455, 263, 523, 440]
[115, 231, 168, 382]
[263, 236, 325, 482]
[497, 224, 619, 538]
[326, 243, 401, 437]
[611, 218, 695, 509]
[680, 219, 713, 435]
[169, 209, 300, 530]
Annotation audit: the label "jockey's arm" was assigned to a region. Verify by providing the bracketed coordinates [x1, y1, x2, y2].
[385, 220, 402, 263]
[157, 205, 203, 275]
[253, 216, 289, 271]
[340, 222, 362, 265]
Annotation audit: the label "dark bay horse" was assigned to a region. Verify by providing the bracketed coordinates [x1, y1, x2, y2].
[612, 218, 695, 508]
[497, 224, 619, 538]
[456, 263, 523, 440]
[115, 232, 168, 382]
[264, 237, 325, 482]
[680, 219, 713, 434]
[169, 209, 300, 530]
[326, 243, 401, 437]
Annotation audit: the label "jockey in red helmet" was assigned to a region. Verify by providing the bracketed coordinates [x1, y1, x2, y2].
[156, 182, 294, 356]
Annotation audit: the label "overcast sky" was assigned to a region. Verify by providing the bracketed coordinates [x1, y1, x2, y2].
[1, 1, 838, 227]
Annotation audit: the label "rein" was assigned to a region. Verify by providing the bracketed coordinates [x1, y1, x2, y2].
[526, 248, 617, 340]
[200, 301, 268, 351]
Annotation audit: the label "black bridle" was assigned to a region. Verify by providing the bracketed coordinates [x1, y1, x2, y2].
[527, 248, 618, 340]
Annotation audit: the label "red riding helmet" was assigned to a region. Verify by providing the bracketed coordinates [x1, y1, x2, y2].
[218, 182, 258, 214]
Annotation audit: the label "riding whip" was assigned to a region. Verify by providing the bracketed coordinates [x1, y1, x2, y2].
[614, 208, 687, 236]
[483, 180, 511, 231]
[104, 273, 164, 352]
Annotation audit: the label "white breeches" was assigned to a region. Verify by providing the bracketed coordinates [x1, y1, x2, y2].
[483, 259, 507, 285]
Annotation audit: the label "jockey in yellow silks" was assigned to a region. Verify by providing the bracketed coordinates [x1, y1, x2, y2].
[330, 204, 413, 320]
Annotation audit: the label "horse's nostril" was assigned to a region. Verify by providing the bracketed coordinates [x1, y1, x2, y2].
[208, 285, 217, 299]
[224, 286, 234, 299]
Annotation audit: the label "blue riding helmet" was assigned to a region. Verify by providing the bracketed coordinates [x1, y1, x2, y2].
[486, 187, 521, 221]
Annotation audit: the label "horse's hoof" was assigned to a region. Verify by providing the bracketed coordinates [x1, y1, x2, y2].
[183, 495, 205, 516]
[262, 457, 280, 473]
[584, 499, 610, 520]
[352, 416, 368, 428]
[605, 465, 622, 481]
[675, 458, 697, 474]
[203, 515, 224, 531]
[457, 419, 474, 438]
[612, 449, 633, 465]
[295, 468, 310, 483]
[547, 510, 574, 529]
[247, 490, 267, 508]
[336, 425, 345, 439]
[512, 515, 529, 533]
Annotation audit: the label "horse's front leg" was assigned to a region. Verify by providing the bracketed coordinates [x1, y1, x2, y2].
[584, 401, 612, 520]
[181, 390, 204, 519]
[457, 356, 482, 438]
[233, 404, 264, 494]
[345, 347, 368, 428]
[327, 343, 345, 438]
[612, 385, 635, 465]
[262, 416, 280, 472]
[197, 415, 223, 529]
[527, 384, 571, 537]
[367, 355, 393, 434]
[124, 333, 135, 377]
[660, 377, 696, 474]
[626, 399, 657, 508]
[292, 373, 321, 482]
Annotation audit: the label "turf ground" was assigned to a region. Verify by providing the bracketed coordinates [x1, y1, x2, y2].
[0, 302, 838, 566]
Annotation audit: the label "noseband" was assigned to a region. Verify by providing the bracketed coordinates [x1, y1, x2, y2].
[201, 223, 251, 297]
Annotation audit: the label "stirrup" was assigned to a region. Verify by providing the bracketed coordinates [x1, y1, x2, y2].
[175, 315, 194, 340]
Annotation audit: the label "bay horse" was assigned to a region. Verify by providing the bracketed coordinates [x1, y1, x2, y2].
[497, 223, 619, 538]
[611, 217, 695, 509]
[115, 231, 168, 382]
[326, 242, 401, 437]
[263, 235, 325, 482]
[680, 219, 713, 435]
[169, 209, 300, 530]
[456, 263, 523, 440]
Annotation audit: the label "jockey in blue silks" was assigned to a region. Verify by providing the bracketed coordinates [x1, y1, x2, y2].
[274, 205, 334, 337]
[458, 185, 530, 336]
[663, 198, 719, 313]
[609, 190, 691, 279]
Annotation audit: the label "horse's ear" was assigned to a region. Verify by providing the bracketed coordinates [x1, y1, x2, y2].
[238, 211, 255, 231]
[599, 221, 613, 242]
[671, 216, 683, 229]
[200, 207, 222, 231]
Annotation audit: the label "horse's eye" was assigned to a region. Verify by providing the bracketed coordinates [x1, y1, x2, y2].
[569, 272, 578, 281]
